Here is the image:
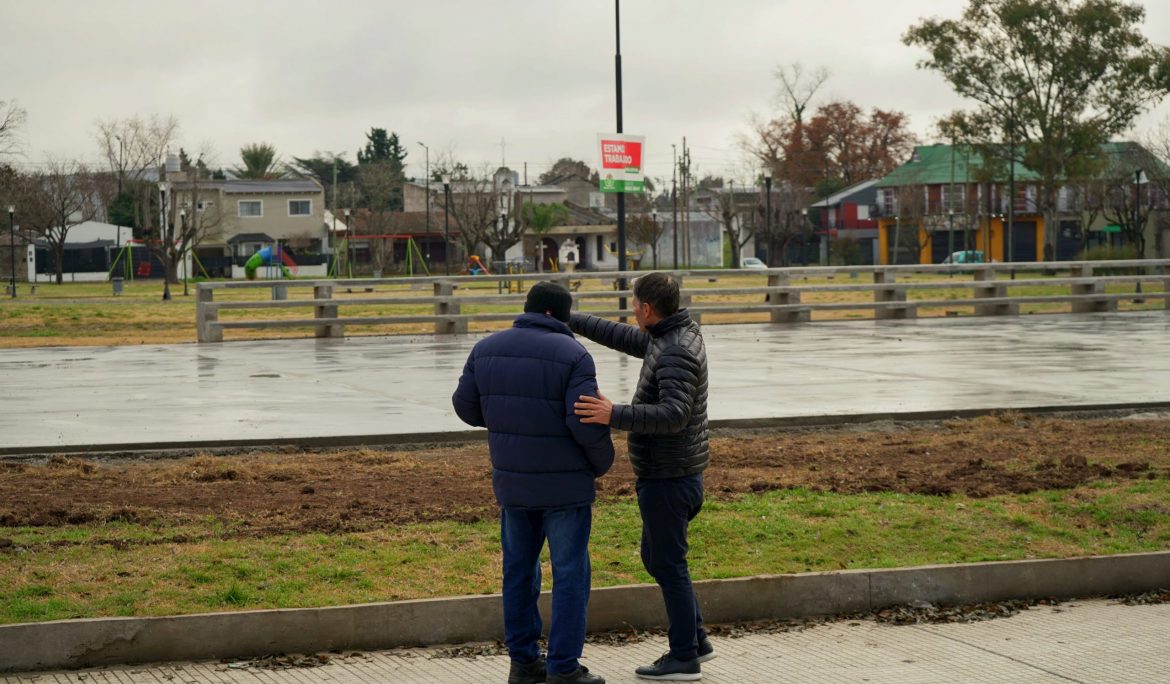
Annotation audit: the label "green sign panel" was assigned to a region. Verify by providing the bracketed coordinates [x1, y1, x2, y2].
[599, 177, 645, 193]
[1102, 224, 1121, 233]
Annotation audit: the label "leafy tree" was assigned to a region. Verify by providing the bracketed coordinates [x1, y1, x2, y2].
[538, 158, 592, 185]
[107, 190, 137, 227]
[520, 202, 570, 271]
[904, 0, 1170, 260]
[233, 143, 286, 180]
[290, 153, 357, 186]
[358, 128, 408, 169]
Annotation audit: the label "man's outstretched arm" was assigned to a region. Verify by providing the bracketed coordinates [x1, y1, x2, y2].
[569, 312, 650, 359]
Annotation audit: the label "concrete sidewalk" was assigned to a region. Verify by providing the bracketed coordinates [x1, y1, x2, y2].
[2, 311, 1170, 452]
[4, 599, 1166, 683]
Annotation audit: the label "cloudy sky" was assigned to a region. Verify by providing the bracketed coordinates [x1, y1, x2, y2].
[4, 0, 1170, 185]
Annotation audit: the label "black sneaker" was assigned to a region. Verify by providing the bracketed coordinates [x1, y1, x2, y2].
[697, 636, 716, 664]
[508, 656, 547, 684]
[635, 652, 701, 681]
[547, 665, 605, 684]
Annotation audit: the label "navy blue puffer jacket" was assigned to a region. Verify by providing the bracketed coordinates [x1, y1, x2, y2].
[452, 313, 615, 509]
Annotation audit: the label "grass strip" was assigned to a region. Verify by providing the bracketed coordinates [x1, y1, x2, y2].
[3, 480, 1169, 624]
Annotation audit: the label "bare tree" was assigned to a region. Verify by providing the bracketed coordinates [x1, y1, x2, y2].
[357, 161, 404, 274]
[20, 160, 99, 283]
[94, 115, 180, 233]
[0, 100, 27, 159]
[702, 181, 757, 268]
[627, 213, 667, 269]
[435, 165, 496, 265]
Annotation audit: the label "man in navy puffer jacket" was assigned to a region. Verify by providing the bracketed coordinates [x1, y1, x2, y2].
[453, 281, 614, 684]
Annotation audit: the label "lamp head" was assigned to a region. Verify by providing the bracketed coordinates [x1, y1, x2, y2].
[6, 205, 13, 215]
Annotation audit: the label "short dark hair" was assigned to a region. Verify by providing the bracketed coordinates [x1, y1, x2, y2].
[632, 272, 679, 317]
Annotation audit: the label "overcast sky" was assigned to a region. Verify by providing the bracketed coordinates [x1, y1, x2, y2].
[4, 0, 1169, 185]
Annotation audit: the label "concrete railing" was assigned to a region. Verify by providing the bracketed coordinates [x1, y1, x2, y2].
[195, 260, 1170, 342]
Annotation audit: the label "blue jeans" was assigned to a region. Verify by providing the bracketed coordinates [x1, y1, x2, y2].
[637, 474, 706, 661]
[501, 505, 593, 675]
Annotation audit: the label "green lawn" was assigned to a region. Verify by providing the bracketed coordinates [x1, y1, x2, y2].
[3, 480, 1168, 624]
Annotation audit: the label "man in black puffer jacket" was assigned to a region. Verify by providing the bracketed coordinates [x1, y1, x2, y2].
[573, 272, 712, 681]
[454, 281, 613, 684]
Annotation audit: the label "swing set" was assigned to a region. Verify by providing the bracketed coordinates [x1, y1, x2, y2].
[107, 239, 213, 281]
[331, 234, 432, 278]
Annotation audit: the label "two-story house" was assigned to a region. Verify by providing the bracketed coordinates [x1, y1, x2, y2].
[873, 143, 1169, 265]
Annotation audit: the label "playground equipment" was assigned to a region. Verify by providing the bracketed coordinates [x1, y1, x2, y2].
[467, 255, 491, 275]
[245, 245, 297, 280]
[332, 234, 432, 278]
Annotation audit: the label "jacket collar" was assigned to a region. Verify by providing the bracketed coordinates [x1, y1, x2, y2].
[648, 309, 692, 337]
[513, 312, 574, 336]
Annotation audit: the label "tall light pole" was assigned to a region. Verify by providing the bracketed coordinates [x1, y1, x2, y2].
[344, 208, 353, 278]
[801, 208, 810, 266]
[442, 175, 452, 275]
[651, 207, 658, 268]
[672, 143, 679, 269]
[417, 141, 430, 239]
[763, 168, 773, 266]
[180, 209, 189, 296]
[614, 0, 627, 315]
[7, 205, 15, 298]
[158, 182, 171, 301]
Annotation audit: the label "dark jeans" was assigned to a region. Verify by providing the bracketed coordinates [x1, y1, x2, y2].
[637, 474, 706, 661]
[501, 505, 593, 675]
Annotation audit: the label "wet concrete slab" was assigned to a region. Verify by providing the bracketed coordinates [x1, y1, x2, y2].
[1, 311, 1169, 451]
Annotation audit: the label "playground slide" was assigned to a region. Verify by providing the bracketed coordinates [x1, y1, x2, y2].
[244, 246, 294, 280]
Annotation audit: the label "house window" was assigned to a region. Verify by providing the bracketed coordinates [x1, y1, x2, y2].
[238, 200, 262, 218]
[197, 200, 214, 213]
[289, 199, 311, 216]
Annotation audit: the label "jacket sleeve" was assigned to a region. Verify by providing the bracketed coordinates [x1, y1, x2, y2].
[569, 313, 650, 359]
[451, 351, 485, 427]
[610, 344, 698, 434]
[564, 351, 615, 477]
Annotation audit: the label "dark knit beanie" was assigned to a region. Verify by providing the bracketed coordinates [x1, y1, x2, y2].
[524, 281, 572, 322]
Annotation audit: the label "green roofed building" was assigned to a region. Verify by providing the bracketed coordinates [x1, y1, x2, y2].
[871, 142, 1169, 265]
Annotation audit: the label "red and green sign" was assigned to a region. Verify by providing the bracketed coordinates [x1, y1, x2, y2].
[597, 133, 645, 193]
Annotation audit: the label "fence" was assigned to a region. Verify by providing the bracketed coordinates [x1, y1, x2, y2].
[195, 260, 1170, 343]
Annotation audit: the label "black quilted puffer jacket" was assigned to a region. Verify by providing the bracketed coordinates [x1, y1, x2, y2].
[569, 309, 709, 479]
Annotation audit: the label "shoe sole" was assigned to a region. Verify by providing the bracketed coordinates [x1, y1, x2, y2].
[696, 652, 715, 664]
[635, 674, 701, 682]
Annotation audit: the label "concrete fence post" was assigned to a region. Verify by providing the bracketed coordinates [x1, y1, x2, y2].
[313, 284, 343, 339]
[195, 287, 221, 343]
[1070, 264, 1116, 313]
[873, 271, 916, 320]
[973, 269, 1018, 316]
[434, 281, 466, 334]
[767, 272, 808, 323]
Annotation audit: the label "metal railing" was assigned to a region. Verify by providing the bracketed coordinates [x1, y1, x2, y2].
[195, 260, 1170, 342]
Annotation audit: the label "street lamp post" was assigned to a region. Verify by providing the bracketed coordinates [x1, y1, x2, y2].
[801, 208, 809, 266]
[763, 168, 773, 266]
[651, 207, 658, 268]
[672, 143, 679, 270]
[180, 209, 188, 296]
[441, 175, 452, 275]
[158, 182, 171, 301]
[417, 141, 430, 240]
[7, 206, 15, 298]
[948, 209, 955, 277]
[344, 208, 353, 278]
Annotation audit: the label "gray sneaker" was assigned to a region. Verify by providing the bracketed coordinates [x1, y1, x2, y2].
[697, 637, 715, 664]
[634, 652, 701, 681]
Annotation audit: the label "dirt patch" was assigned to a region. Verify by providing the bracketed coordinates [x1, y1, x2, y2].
[1, 414, 1168, 538]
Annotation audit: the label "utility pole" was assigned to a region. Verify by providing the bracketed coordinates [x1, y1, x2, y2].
[614, 0, 628, 315]
[681, 138, 691, 267]
[672, 143, 678, 269]
[1007, 98, 1016, 264]
[331, 159, 338, 276]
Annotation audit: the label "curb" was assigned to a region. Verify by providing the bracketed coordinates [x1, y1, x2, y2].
[3, 401, 1170, 458]
[3, 551, 1167, 673]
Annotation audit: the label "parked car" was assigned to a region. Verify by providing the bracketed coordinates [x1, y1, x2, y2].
[940, 250, 986, 265]
[741, 257, 767, 269]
